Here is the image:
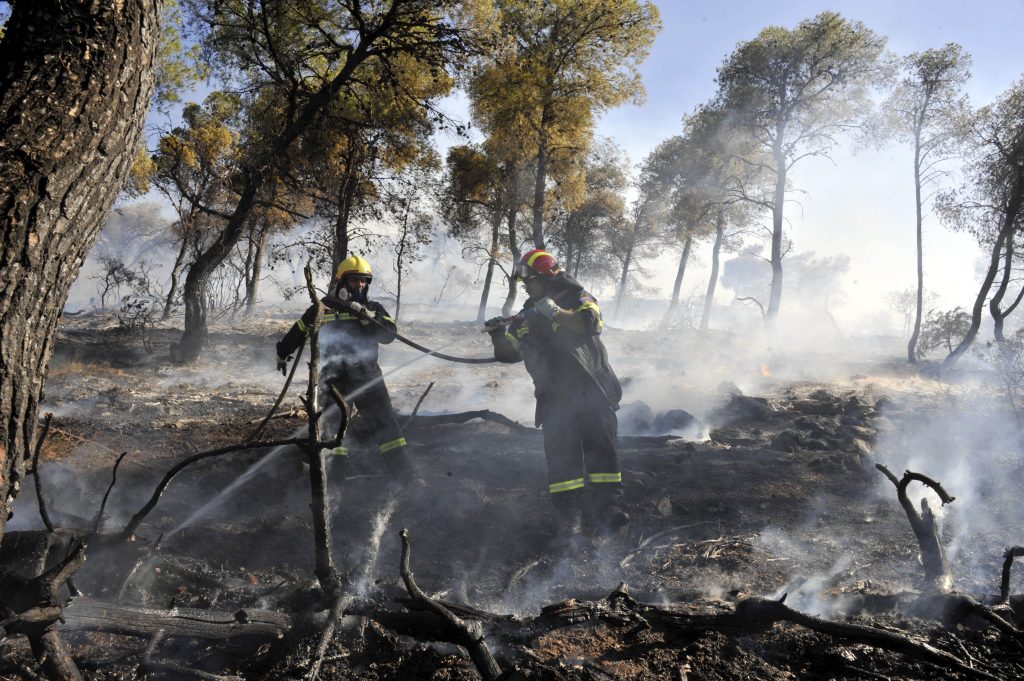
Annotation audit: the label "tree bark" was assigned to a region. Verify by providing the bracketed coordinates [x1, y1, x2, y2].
[701, 214, 725, 331]
[660, 233, 692, 328]
[0, 0, 159, 541]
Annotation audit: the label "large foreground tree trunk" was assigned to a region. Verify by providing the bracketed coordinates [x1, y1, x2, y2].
[0, 0, 159, 540]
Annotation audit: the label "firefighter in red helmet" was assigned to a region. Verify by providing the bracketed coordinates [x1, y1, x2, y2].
[486, 249, 628, 542]
[276, 255, 413, 482]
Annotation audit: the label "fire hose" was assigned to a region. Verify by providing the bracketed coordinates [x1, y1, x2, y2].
[249, 304, 506, 440]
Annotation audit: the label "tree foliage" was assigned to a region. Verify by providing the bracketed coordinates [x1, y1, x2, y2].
[170, 0, 494, 362]
[470, 0, 660, 247]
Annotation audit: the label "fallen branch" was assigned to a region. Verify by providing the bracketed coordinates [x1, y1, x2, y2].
[403, 381, 435, 430]
[120, 437, 308, 541]
[91, 451, 129, 533]
[247, 406, 305, 424]
[246, 340, 307, 441]
[734, 596, 998, 680]
[398, 529, 503, 681]
[620, 522, 721, 568]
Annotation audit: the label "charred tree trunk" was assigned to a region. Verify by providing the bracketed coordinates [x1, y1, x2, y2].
[767, 133, 786, 326]
[660, 232, 692, 329]
[476, 208, 502, 323]
[701, 213, 725, 331]
[0, 0, 159, 542]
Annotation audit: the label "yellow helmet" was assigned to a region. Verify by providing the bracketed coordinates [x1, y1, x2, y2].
[335, 255, 373, 283]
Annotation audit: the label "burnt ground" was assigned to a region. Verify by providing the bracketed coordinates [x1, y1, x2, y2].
[3, 311, 1024, 680]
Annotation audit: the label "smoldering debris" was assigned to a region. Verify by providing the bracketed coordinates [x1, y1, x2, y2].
[5, 319, 1024, 680]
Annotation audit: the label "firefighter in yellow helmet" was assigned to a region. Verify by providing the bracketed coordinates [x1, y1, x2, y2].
[485, 249, 627, 542]
[276, 255, 413, 482]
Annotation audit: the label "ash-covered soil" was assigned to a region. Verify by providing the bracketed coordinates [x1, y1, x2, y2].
[4, 310, 1024, 680]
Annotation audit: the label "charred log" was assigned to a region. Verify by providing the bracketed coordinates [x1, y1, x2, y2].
[61, 597, 290, 641]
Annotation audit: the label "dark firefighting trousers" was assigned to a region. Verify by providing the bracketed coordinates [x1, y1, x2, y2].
[540, 396, 622, 532]
[326, 369, 412, 481]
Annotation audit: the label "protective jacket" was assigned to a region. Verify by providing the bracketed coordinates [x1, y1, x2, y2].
[277, 300, 397, 383]
[491, 273, 622, 425]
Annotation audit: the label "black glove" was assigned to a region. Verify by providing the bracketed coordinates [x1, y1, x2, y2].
[483, 316, 507, 334]
[276, 356, 291, 376]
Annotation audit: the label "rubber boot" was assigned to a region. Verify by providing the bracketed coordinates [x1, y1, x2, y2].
[548, 492, 584, 548]
[382, 447, 415, 485]
[583, 488, 630, 538]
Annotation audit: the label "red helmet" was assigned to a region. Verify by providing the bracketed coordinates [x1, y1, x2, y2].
[517, 249, 561, 280]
